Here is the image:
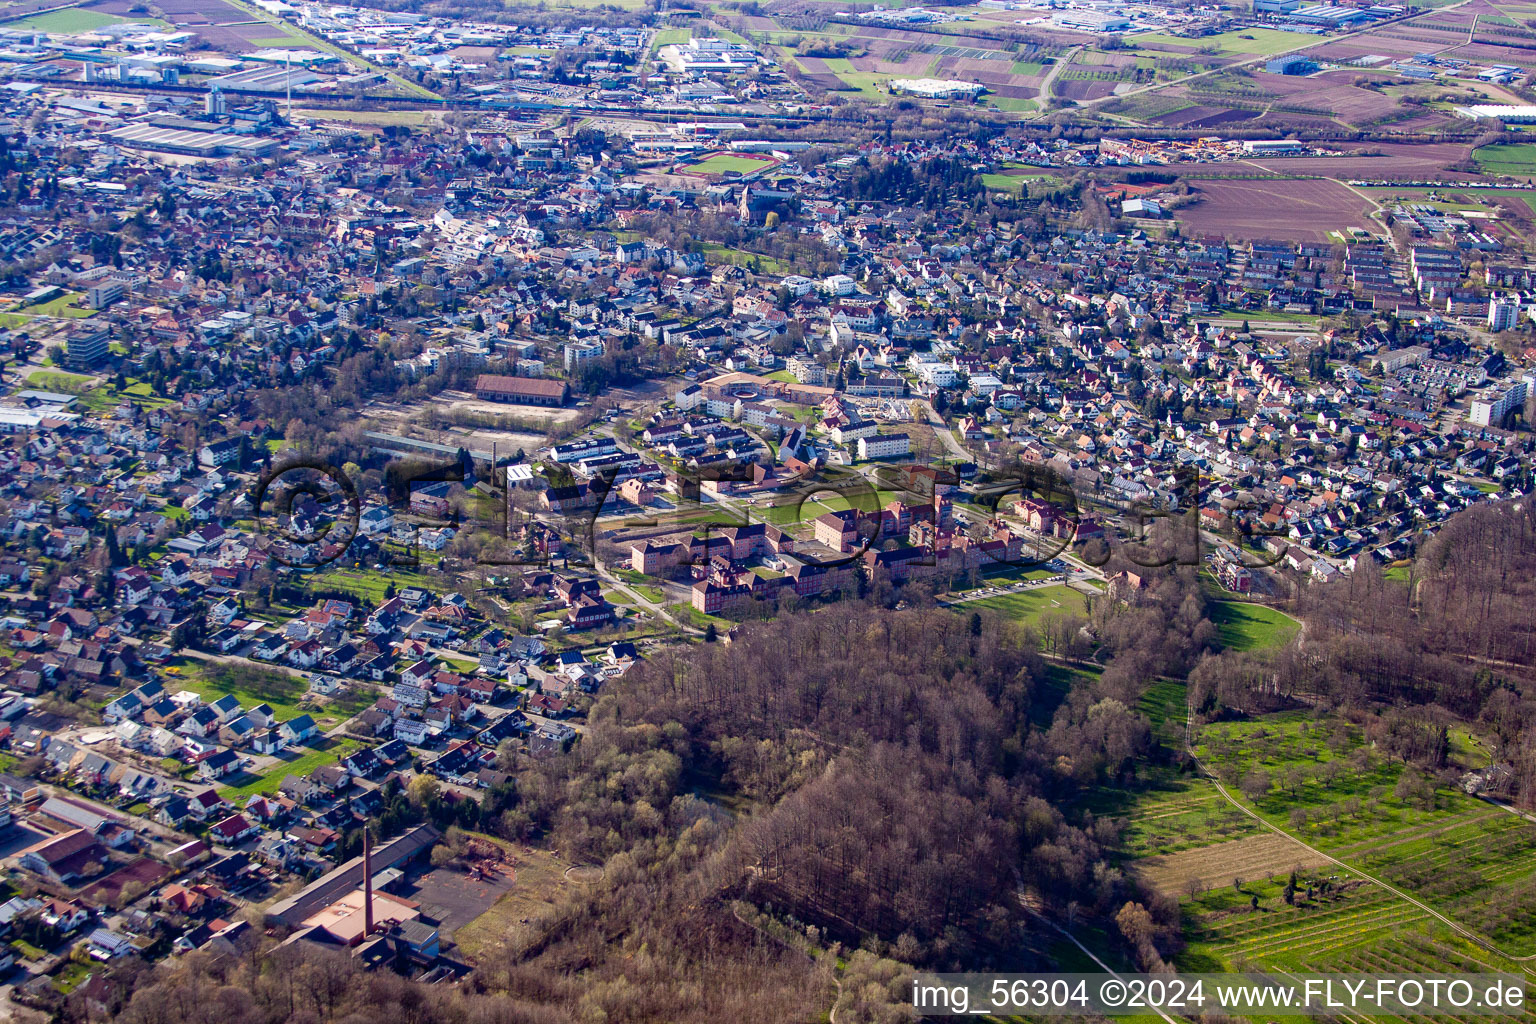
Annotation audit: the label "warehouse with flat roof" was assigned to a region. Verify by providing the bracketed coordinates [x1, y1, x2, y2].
[1455, 104, 1536, 121]
[105, 123, 279, 158]
[207, 66, 319, 92]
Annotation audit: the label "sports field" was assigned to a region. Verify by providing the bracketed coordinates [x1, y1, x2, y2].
[685, 153, 774, 176]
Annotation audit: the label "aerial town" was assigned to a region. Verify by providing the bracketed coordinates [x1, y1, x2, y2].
[0, 0, 1523, 1019]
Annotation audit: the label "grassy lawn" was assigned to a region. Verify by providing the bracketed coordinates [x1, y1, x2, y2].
[982, 96, 1039, 113]
[14, 291, 92, 318]
[218, 736, 360, 799]
[697, 242, 795, 275]
[648, 27, 689, 57]
[965, 584, 1088, 624]
[831, 68, 896, 100]
[309, 565, 440, 603]
[1473, 142, 1536, 177]
[250, 31, 310, 46]
[167, 658, 314, 721]
[980, 171, 1046, 191]
[685, 153, 773, 175]
[294, 108, 435, 127]
[117, 379, 176, 409]
[12, 939, 46, 961]
[1131, 28, 1303, 54]
[25, 370, 93, 392]
[9, 8, 165, 31]
[1209, 600, 1300, 651]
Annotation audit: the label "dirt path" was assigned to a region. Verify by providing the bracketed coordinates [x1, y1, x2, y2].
[1184, 701, 1536, 963]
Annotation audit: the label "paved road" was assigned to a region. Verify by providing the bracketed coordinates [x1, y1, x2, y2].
[915, 399, 975, 463]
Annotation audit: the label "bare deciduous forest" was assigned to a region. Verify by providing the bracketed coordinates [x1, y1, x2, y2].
[70, 503, 1536, 1024]
[1193, 498, 1536, 808]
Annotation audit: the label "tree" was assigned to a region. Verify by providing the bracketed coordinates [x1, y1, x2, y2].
[407, 774, 440, 807]
[1239, 769, 1271, 802]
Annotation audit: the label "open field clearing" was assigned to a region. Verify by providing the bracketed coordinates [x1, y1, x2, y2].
[1177, 177, 1376, 242]
[452, 840, 575, 964]
[1475, 142, 1536, 177]
[8, 7, 163, 31]
[1139, 832, 1331, 896]
[965, 584, 1089, 624]
[1130, 28, 1307, 54]
[295, 108, 437, 127]
[1210, 600, 1301, 651]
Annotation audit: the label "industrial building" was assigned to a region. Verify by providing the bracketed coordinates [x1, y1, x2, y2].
[1242, 139, 1306, 154]
[105, 123, 279, 158]
[207, 66, 320, 92]
[1265, 55, 1319, 75]
[473, 373, 569, 407]
[888, 78, 985, 99]
[1455, 104, 1536, 122]
[1052, 10, 1131, 32]
[1287, 4, 1383, 26]
[267, 825, 441, 928]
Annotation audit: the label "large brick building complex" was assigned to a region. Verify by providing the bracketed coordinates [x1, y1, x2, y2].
[474, 374, 569, 407]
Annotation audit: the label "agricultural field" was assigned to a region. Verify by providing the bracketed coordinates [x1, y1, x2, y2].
[1140, 832, 1331, 895]
[1105, 697, 1536, 1008]
[1176, 177, 1378, 242]
[755, 19, 1057, 104]
[1194, 712, 1536, 954]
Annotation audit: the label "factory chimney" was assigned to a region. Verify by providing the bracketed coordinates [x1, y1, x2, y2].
[363, 829, 374, 937]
